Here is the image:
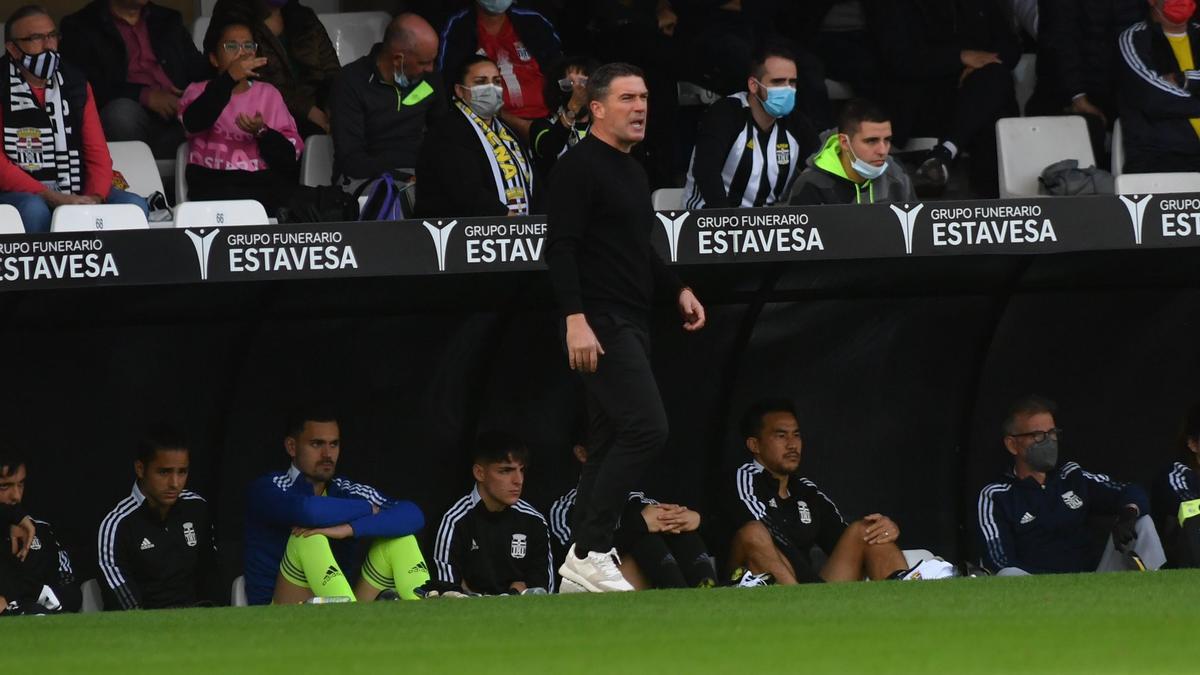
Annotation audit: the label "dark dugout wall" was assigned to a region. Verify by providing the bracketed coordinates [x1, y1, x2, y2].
[8, 247, 1200, 583]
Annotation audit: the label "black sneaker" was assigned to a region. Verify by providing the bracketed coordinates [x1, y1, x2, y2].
[915, 145, 952, 194]
[375, 589, 401, 601]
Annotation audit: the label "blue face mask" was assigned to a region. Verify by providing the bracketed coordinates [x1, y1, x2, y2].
[478, 0, 514, 14]
[755, 80, 795, 118]
[843, 135, 888, 180]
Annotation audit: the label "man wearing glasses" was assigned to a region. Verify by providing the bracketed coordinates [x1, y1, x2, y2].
[977, 395, 1167, 575]
[61, 0, 210, 159]
[1, 5, 149, 233]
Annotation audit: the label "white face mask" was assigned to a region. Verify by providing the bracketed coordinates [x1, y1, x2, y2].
[466, 83, 504, 118]
[842, 135, 888, 180]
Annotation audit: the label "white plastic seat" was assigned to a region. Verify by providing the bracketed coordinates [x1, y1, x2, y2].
[176, 142, 190, 204]
[0, 204, 24, 234]
[319, 12, 390, 66]
[996, 115, 1097, 198]
[51, 204, 150, 232]
[902, 549, 936, 568]
[1013, 53, 1037, 115]
[192, 16, 210, 51]
[300, 134, 334, 187]
[1112, 119, 1125, 177]
[108, 141, 165, 199]
[80, 579, 103, 613]
[174, 199, 269, 228]
[232, 575, 247, 607]
[1115, 172, 1200, 194]
[651, 187, 684, 210]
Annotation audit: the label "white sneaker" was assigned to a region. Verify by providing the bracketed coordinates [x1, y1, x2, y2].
[557, 545, 634, 592]
[899, 559, 957, 581]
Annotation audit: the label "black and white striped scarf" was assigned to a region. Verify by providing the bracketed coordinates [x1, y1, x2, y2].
[455, 100, 533, 215]
[3, 58, 80, 193]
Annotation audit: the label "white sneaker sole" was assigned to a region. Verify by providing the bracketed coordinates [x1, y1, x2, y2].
[558, 578, 588, 594]
[557, 562, 631, 593]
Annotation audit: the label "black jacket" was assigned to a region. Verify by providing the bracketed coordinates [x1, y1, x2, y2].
[1031, 0, 1146, 112]
[436, 5, 562, 94]
[1117, 19, 1200, 165]
[414, 105, 535, 218]
[1, 516, 81, 613]
[330, 45, 449, 183]
[433, 489, 553, 594]
[863, 0, 1021, 82]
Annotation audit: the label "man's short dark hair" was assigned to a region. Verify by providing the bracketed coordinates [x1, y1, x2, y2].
[0, 443, 25, 478]
[5, 5, 50, 42]
[837, 98, 891, 137]
[135, 426, 190, 466]
[456, 54, 495, 87]
[284, 406, 339, 439]
[1002, 395, 1058, 436]
[586, 62, 644, 107]
[749, 42, 796, 81]
[740, 398, 798, 440]
[472, 431, 530, 466]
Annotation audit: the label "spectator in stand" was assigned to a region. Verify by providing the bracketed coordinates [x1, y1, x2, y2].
[683, 44, 818, 209]
[895, 0, 1021, 197]
[330, 13, 447, 186]
[788, 99, 915, 206]
[61, 0, 211, 159]
[209, 0, 341, 137]
[438, 0, 562, 141]
[528, 55, 593, 180]
[1117, 0, 1200, 173]
[1152, 403, 1200, 568]
[179, 21, 303, 215]
[415, 55, 535, 218]
[1, 6, 149, 234]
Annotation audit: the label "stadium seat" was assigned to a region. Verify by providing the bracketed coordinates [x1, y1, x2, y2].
[174, 200, 269, 228]
[996, 115, 1097, 198]
[108, 141, 165, 199]
[319, 12, 390, 66]
[1112, 119, 1125, 177]
[300, 134, 334, 187]
[0, 204, 24, 234]
[176, 142, 190, 204]
[192, 16, 210, 51]
[232, 575, 247, 607]
[80, 579, 103, 613]
[825, 79, 855, 101]
[198, 0, 339, 15]
[1013, 53, 1037, 115]
[1114, 172, 1200, 195]
[895, 137, 938, 154]
[651, 187, 684, 210]
[51, 204, 151, 232]
[902, 549, 936, 568]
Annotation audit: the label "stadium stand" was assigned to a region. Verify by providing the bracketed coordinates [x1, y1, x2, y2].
[996, 116, 1097, 198]
[320, 11, 390, 67]
[174, 200, 270, 228]
[50, 204, 151, 232]
[108, 142, 166, 202]
[198, 0, 340, 16]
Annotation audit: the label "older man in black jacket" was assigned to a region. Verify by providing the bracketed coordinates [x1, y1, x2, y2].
[61, 0, 210, 158]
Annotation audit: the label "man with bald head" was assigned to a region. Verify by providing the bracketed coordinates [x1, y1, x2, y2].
[330, 12, 447, 186]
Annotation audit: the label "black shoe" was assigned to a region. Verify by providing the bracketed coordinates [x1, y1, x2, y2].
[916, 145, 952, 190]
[375, 589, 402, 601]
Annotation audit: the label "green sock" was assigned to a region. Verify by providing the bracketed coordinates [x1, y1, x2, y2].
[361, 535, 431, 600]
[281, 533, 356, 601]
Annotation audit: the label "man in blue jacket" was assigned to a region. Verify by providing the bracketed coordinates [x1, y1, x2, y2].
[244, 408, 429, 605]
[976, 395, 1166, 575]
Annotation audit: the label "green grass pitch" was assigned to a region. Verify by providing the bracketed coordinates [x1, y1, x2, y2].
[8, 570, 1200, 674]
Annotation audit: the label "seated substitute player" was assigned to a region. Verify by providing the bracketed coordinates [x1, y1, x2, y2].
[244, 408, 429, 605]
[729, 399, 909, 584]
[977, 395, 1166, 575]
[0, 447, 79, 614]
[1153, 402, 1200, 567]
[549, 432, 718, 590]
[98, 429, 221, 610]
[433, 432, 554, 594]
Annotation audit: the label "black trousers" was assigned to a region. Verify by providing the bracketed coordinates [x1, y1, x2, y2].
[627, 531, 717, 588]
[569, 313, 669, 556]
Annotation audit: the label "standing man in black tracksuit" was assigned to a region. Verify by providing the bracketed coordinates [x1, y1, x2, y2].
[1117, 0, 1200, 173]
[546, 62, 706, 593]
[433, 432, 554, 595]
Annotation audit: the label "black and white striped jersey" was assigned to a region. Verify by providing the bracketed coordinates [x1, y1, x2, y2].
[729, 460, 847, 558]
[97, 483, 219, 609]
[684, 93, 819, 209]
[433, 486, 554, 594]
